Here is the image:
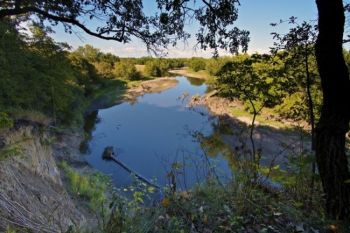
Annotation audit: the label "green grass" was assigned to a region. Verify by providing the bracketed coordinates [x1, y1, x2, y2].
[230, 106, 293, 129]
[59, 161, 110, 212]
[0, 112, 14, 129]
[0, 144, 22, 161]
[0, 135, 32, 161]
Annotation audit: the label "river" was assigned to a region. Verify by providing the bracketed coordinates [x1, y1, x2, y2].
[82, 76, 234, 195]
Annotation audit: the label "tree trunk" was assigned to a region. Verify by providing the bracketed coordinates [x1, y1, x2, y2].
[315, 0, 350, 219]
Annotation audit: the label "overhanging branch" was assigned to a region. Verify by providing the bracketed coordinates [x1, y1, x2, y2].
[0, 6, 124, 42]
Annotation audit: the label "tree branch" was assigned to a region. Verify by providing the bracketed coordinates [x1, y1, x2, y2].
[0, 6, 124, 42]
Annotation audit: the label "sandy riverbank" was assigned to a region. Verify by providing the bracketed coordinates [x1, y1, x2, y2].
[169, 68, 211, 80]
[124, 77, 178, 102]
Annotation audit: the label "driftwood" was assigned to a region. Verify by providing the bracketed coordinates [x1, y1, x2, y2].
[102, 147, 160, 189]
[102, 146, 115, 160]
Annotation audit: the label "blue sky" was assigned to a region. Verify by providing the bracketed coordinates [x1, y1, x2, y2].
[52, 0, 318, 57]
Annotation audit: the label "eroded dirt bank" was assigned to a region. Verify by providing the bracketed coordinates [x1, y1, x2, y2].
[0, 121, 87, 233]
[0, 77, 180, 232]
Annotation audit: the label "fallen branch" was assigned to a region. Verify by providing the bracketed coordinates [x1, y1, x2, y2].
[102, 147, 160, 189]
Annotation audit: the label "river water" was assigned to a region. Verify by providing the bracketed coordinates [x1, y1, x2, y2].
[82, 76, 235, 193]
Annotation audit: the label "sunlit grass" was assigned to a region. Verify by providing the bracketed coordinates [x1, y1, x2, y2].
[59, 161, 110, 212]
[229, 106, 293, 129]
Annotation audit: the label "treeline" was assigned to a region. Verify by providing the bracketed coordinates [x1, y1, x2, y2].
[0, 19, 203, 128]
[175, 52, 350, 124]
[0, 20, 121, 126]
[2, 18, 350, 128]
[0, 21, 165, 127]
[0, 18, 209, 128]
[137, 53, 322, 123]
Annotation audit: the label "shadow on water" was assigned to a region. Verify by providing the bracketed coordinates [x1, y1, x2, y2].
[81, 77, 225, 194]
[81, 76, 311, 201]
[196, 113, 311, 189]
[80, 110, 99, 154]
[186, 76, 206, 86]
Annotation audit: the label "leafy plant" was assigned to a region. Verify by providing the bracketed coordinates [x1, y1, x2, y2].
[0, 144, 22, 161]
[114, 60, 140, 80]
[59, 161, 110, 214]
[144, 59, 169, 77]
[0, 112, 13, 129]
[188, 57, 206, 72]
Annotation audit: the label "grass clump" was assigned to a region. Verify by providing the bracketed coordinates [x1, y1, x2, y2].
[0, 144, 22, 161]
[59, 161, 110, 213]
[0, 112, 13, 130]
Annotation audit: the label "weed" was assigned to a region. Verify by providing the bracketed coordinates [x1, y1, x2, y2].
[0, 144, 22, 161]
[59, 161, 110, 215]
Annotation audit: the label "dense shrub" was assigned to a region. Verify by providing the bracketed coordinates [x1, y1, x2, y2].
[114, 60, 140, 80]
[188, 57, 206, 72]
[205, 57, 232, 75]
[166, 58, 185, 69]
[73, 45, 119, 79]
[0, 112, 13, 129]
[0, 21, 120, 125]
[144, 60, 169, 77]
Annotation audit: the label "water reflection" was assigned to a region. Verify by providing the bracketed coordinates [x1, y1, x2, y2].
[80, 110, 99, 154]
[186, 76, 206, 86]
[82, 76, 233, 193]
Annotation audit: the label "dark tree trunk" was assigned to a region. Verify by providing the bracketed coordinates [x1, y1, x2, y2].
[315, 0, 350, 219]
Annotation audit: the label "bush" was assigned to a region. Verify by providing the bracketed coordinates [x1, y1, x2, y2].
[166, 58, 185, 69]
[275, 92, 307, 121]
[114, 60, 140, 80]
[205, 57, 232, 75]
[0, 112, 13, 129]
[144, 60, 169, 77]
[59, 161, 110, 212]
[188, 57, 206, 72]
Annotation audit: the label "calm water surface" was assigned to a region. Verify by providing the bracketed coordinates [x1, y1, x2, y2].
[83, 76, 233, 192]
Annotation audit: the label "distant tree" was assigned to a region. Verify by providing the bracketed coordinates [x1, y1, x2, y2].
[144, 59, 169, 77]
[205, 57, 232, 76]
[188, 57, 206, 72]
[68, 52, 99, 96]
[74, 45, 101, 63]
[72, 45, 119, 79]
[114, 60, 140, 80]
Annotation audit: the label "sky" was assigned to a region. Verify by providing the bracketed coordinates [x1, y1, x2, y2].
[51, 0, 318, 58]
